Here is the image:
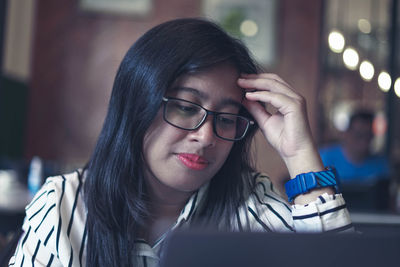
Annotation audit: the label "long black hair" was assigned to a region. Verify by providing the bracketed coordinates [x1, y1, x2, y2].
[84, 18, 260, 266]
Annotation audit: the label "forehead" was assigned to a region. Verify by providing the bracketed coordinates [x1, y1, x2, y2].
[169, 63, 243, 106]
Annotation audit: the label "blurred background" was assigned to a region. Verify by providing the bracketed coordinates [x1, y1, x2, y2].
[1, 0, 400, 248]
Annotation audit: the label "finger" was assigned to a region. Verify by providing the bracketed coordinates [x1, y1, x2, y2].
[238, 77, 300, 100]
[241, 73, 292, 88]
[239, 75, 294, 95]
[242, 98, 271, 126]
[245, 90, 304, 115]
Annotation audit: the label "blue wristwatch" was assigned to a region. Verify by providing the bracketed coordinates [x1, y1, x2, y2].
[285, 168, 340, 202]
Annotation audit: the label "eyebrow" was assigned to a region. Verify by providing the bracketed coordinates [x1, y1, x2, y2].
[170, 86, 243, 109]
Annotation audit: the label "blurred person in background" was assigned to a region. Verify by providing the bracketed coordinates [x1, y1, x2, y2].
[320, 109, 390, 184]
[319, 109, 391, 210]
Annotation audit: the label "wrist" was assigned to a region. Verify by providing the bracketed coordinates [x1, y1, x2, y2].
[283, 146, 324, 178]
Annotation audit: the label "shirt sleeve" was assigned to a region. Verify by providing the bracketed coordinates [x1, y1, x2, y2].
[291, 193, 353, 232]
[246, 173, 353, 233]
[9, 178, 63, 266]
[9, 171, 85, 267]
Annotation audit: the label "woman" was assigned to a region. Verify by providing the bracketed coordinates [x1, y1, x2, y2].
[9, 18, 351, 267]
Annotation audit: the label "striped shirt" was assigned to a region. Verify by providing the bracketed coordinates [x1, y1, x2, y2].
[9, 170, 352, 267]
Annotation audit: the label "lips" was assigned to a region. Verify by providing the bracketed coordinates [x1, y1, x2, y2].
[177, 153, 209, 170]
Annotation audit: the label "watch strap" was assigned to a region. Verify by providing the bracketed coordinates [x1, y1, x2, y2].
[285, 168, 339, 202]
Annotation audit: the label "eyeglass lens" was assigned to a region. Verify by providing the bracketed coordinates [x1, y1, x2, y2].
[164, 98, 250, 141]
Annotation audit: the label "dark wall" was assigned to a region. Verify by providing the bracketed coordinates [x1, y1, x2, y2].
[0, 77, 28, 158]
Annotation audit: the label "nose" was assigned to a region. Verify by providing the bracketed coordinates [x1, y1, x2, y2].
[189, 116, 216, 147]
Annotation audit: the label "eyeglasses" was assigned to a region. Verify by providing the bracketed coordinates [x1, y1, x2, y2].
[162, 97, 254, 141]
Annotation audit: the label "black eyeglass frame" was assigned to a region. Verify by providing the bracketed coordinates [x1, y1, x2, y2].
[162, 97, 255, 141]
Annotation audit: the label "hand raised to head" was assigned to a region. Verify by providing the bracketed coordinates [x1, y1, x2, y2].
[238, 73, 324, 178]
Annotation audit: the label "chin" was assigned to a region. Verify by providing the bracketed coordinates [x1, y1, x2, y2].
[169, 180, 206, 193]
[165, 174, 211, 193]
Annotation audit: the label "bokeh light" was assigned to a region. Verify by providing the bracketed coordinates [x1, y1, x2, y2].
[394, 77, 400, 98]
[328, 30, 345, 53]
[343, 47, 359, 70]
[240, 19, 258, 37]
[359, 60, 374, 81]
[358, 19, 372, 34]
[377, 71, 391, 92]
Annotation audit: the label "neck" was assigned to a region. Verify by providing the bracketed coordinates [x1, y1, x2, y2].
[140, 172, 194, 245]
[148, 197, 187, 220]
[145, 171, 193, 219]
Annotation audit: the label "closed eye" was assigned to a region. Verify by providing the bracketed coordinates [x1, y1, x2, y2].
[217, 115, 236, 126]
[171, 102, 200, 116]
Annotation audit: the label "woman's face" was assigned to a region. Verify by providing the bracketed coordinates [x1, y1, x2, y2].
[143, 63, 244, 200]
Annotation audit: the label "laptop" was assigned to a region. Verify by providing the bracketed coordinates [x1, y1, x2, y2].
[160, 230, 400, 267]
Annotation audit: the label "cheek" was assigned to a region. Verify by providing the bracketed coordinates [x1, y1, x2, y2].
[143, 114, 185, 156]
